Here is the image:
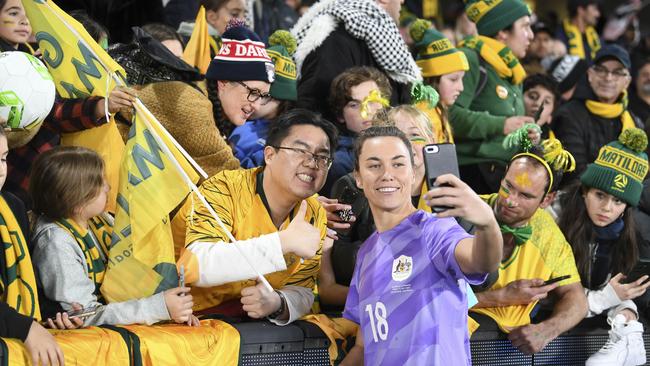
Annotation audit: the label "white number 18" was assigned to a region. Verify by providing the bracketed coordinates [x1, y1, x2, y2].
[365, 301, 389, 342]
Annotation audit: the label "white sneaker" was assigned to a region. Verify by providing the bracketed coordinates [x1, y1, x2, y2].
[586, 314, 647, 366]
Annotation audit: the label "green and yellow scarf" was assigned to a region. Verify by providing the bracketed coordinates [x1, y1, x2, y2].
[56, 215, 112, 299]
[459, 35, 527, 85]
[586, 93, 635, 131]
[563, 19, 601, 60]
[0, 196, 41, 320]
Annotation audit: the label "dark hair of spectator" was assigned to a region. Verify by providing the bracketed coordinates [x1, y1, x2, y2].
[558, 180, 638, 289]
[69, 10, 109, 43]
[523, 73, 560, 106]
[353, 126, 414, 171]
[329, 66, 392, 127]
[141, 23, 184, 45]
[200, 0, 232, 12]
[506, 145, 564, 195]
[30, 146, 105, 219]
[568, 0, 598, 19]
[265, 108, 339, 153]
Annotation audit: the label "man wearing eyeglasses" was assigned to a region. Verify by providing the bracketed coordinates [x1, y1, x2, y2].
[173, 108, 339, 325]
[554, 44, 643, 186]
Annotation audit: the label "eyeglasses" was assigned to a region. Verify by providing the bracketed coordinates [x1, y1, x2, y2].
[592, 65, 630, 80]
[272, 146, 333, 170]
[234, 81, 273, 105]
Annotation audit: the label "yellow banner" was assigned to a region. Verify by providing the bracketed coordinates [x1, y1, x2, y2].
[101, 107, 199, 303]
[23, 0, 126, 212]
[182, 6, 211, 74]
[0, 320, 239, 366]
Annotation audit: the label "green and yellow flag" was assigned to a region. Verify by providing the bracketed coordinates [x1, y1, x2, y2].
[182, 6, 211, 74]
[100, 105, 200, 303]
[23, 0, 125, 212]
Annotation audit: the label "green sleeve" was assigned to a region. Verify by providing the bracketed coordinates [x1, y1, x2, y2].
[449, 105, 506, 140]
[450, 48, 506, 140]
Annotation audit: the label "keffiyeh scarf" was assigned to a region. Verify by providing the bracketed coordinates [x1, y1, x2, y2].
[291, 0, 421, 84]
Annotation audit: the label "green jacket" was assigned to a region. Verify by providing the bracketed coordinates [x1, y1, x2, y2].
[449, 47, 525, 166]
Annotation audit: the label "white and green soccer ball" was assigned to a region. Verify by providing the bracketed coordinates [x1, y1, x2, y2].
[0, 51, 55, 130]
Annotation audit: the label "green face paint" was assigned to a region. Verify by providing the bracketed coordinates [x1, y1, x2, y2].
[99, 37, 109, 51]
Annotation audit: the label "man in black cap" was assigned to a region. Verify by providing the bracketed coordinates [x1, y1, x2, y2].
[554, 44, 643, 185]
[556, 0, 602, 62]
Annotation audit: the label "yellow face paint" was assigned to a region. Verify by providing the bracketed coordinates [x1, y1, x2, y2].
[498, 186, 510, 199]
[514, 172, 532, 189]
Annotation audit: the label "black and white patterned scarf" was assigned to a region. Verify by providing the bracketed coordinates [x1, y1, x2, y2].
[291, 0, 421, 84]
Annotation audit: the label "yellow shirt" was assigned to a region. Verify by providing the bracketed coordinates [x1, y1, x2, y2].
[471, 194, 581, 332]
[172, 167, 327, 311]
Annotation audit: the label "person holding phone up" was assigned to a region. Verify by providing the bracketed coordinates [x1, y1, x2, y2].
[558, 128, 650, 366]
[340, 126, 502, 366]
[465, 138, 587, 355]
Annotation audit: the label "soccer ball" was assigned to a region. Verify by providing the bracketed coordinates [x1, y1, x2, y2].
[0, 51, 55, 130]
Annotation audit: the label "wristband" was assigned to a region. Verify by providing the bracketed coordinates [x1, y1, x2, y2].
[267, 290, 286, 319]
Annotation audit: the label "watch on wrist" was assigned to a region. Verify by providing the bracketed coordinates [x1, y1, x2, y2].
[267, 290, 287, 319]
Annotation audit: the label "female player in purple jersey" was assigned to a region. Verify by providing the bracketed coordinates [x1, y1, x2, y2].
[340, 126, 502, 365]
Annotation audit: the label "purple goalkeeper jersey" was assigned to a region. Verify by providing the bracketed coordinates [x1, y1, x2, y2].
[343, 210, 485, 365]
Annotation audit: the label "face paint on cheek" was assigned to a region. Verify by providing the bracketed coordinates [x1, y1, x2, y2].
[2, 20, 16, 25]
[514, 172, 532, 189]
[498, 186, 510, 199]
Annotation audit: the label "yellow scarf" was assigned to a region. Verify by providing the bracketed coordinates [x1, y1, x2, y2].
[56, 215, 112, 299]
[585, 94, 635, 131]
[459, 35, 527, 85]
[0, 196, 41, 320]
[563, 19, 601, 60]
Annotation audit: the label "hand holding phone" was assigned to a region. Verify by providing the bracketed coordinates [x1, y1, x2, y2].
[542, 275, 571, 286]
[625, 259, 650, 284]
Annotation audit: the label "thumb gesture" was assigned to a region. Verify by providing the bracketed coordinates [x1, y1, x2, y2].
[279, 201, 321, 259]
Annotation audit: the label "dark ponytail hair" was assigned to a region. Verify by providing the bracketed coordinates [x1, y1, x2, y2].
[558, 180, 638, 289]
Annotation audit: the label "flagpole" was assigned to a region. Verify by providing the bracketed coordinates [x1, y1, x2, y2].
[134, 101, 274, 293]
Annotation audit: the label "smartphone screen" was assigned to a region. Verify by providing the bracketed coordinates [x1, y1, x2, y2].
[542, 275, 571, 286]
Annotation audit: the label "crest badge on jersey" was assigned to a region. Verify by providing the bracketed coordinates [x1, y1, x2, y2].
[392, 255, 413, 282]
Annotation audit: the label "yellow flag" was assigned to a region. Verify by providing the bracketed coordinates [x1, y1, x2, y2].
[182, 6, 211, 74]
[100, 107, 199, 302]
[23, 0, 125, 212]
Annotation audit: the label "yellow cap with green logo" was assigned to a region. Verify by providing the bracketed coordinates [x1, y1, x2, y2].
[580, 128, 649, 206]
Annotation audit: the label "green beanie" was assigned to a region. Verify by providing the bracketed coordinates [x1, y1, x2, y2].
[465, 0, 531, 37]
[409, 19, 469, 77]
[580, 128, 649, 206]
[267, 30, 297, 101]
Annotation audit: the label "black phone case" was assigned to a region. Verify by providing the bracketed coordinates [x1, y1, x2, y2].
[423, 144, 460, 213]
[626, 259, 650, 283]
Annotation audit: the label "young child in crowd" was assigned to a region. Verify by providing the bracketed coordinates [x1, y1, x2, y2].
[523, 74, 560, 138]
[229, 30, 297, 168]
[410, 18, 468, 143]
[321, 66, 391, 196]
[558, 128, 650, 366]
[30, 147, 197, 328]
